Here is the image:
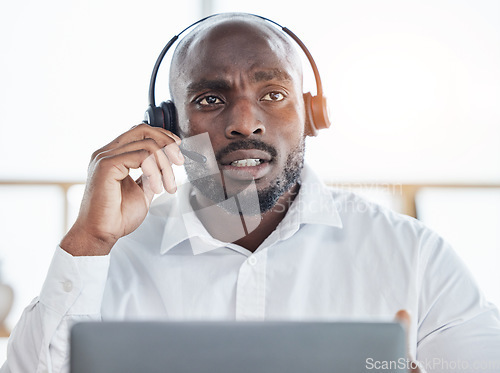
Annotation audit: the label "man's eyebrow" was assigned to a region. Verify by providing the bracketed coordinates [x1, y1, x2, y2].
[252, 69, 292, 83]
[186, 79, 231, 96]
[186, 70, 292, 96]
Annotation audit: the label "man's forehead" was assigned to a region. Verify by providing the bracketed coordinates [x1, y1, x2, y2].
[185, 69, 294, 96]
[187, 20, 291, 60]
[169, 15, 303, 98]
[187, 15, 288, 48]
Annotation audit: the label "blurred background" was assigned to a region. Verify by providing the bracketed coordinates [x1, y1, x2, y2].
[0, 0, 499, 343]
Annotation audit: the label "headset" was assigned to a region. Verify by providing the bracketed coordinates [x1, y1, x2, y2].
[144, 13, 331, 137]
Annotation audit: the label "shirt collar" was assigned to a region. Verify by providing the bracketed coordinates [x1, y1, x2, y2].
[261, 164, 343, 246]
[292, 164, 343, 227]
[157, 163, 343, 255]
[156, 182, 221, 255]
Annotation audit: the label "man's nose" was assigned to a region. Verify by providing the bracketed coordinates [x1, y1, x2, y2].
[224, 98, 265, 138]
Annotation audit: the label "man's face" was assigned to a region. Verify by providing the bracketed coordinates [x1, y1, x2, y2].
[172, 20, 306, 212]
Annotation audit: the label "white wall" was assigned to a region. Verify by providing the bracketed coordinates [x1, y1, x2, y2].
[213, 0, 500, 183]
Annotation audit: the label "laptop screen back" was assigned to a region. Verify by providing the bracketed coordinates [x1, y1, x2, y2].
[70, 321, 407, 373]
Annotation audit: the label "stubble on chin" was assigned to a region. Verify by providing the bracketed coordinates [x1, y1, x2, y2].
[185, 137, 306, 215]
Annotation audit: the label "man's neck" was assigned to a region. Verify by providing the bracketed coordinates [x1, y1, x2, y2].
[191, 182, 300, 253]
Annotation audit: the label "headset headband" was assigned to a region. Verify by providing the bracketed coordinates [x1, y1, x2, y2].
[148, 13, 324, 107]
[145, 13, 331, 137]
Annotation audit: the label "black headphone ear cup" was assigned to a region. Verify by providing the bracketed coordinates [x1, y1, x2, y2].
[303, 92, 332, 137]
[160, 101, 178, 135]
[144, 105, 166, 128]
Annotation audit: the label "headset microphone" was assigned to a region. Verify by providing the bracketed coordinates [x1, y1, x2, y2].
[144, 13, 331, 138]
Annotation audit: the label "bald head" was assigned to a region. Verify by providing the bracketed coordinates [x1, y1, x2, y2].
[166, 14, 309, 215]
[168, 13, 303, 101]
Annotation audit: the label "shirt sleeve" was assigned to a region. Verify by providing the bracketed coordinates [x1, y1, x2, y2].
[415, 233, 500, 373]
[1, 246, 110, 373]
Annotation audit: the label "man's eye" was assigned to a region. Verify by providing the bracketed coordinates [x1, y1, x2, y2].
[197, 96, 223, 105]
[261, 92, 285, 101]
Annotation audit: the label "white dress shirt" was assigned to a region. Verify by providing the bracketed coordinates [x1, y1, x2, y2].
[2, 165, 500, 373]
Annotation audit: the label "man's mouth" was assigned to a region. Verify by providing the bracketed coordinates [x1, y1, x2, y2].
[230, 158, 264, 167]
[219, 149, 272, 166]
[219, 149, 273, 180]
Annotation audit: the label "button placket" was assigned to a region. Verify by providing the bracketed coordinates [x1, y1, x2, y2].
[235, 251, 268, 320]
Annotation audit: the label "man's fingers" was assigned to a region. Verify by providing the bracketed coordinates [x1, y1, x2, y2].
[394, 309, 411, 328]
[394, 309, 411, 357]
[93, 137, 182, 194]
[97, 149, 154, 181]
[156, 148, 177, 193]
[141, 154, 163, 195]
[163, 142, 185, 166]
[92, 123, 181, 161]
[157, 127, 182, 145]
[394, 309, 421, 373]
[140, 149, 178, 195]
[135, 174, 156, 207]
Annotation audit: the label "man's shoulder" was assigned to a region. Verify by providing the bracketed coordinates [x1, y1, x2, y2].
[327, 186, 438, 244]
[327, 186, 409, 220]
[300, 166, 421, 227]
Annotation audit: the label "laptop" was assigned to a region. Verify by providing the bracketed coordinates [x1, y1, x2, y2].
[70, 321, 407, 373]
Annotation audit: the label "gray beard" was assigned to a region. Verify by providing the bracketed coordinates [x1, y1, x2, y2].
[185, 138, 305, 214]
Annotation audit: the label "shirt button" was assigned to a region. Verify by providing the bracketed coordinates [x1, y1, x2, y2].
[62, 280, 73, 292]
[248, 256, 257, 266]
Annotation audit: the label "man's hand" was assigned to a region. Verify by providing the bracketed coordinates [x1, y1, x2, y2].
[395, 309, 421, 373]
[60, 124, 184, 256]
